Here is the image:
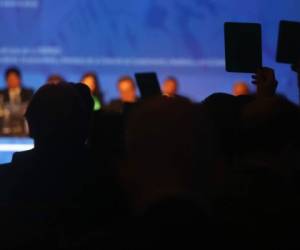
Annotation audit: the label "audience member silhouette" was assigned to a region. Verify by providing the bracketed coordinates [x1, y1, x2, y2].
[0, 82, 101, 248]
[116, 96, 216, 249]
[213, 68, 300, 250]
[216, 95, 300, 249]
[0, 61, 299, 250]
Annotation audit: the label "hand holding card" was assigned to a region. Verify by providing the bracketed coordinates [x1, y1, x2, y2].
[252, 67, 278, 98]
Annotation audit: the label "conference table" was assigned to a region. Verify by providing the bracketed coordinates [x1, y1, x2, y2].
[0, 137, 34, 164]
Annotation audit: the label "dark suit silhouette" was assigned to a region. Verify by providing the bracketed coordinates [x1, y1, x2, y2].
[0, 87, 34, 103]
[0, 83, 99, 248]
[106, 99, 126, 113]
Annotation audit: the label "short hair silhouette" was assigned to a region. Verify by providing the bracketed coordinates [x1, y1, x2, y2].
[25, 82, 93, 147]
[241, 95, 300, 155]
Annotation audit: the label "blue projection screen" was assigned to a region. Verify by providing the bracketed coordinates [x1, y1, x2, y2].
[0, 0, 300, 103]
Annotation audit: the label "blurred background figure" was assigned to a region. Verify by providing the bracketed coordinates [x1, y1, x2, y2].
[46, 74, 65, 85]
[107, 76, 137, 113]
[0, 67, 34, 135]
[232, 81, 250, 96]
[81, 72, 104, 111]
[0, 67, 33, 104]
[162, 77, 179, 97]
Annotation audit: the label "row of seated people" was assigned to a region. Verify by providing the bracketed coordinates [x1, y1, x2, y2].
[0, 67, 185, 112]
[0, 64, 299, 249]
[1, 67, 252, 111]
[0, 67, 190, 135]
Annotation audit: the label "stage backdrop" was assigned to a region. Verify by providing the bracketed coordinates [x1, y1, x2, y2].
[0, 0, 300, 103]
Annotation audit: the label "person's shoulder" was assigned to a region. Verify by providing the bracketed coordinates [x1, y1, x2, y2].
[0, 163, 13, 178]
[105, 99, 123, 112]
[0, 88, 8, 94]
[0, 163, 12, 167]
[11, 149, 35, 168]
[0, 163, 14, 178]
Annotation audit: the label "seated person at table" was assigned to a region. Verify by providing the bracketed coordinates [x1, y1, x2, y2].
[81, 72, 104, 111]
[0, 67, 34, 135]
[0, 67, 33, 104]
[107, 76, 138, 113]
[162, 76, 189, 100]
[162, 76, 179, 97]
[232, 81, 250, 96]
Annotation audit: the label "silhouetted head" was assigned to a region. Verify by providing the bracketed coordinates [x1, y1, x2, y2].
[195, 93, 242, 197]
[25, 82, 93, 149]
[232, 81, 250, 96]
[201, 93, 240, 159]
[5, 67, 22, 89]
[162, 77, 178, 97]
[117, 76, 137, 103]
[123, 96, 196, 209]
[240, 96, 300, 158]
[46, 74, 65, 85]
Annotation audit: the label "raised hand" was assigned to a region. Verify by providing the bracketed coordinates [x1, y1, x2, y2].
[252, 67, 278, 98]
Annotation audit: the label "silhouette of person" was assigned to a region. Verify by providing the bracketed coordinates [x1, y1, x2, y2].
[118, 96, 215, 249]
[0, 82, 96, 248]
